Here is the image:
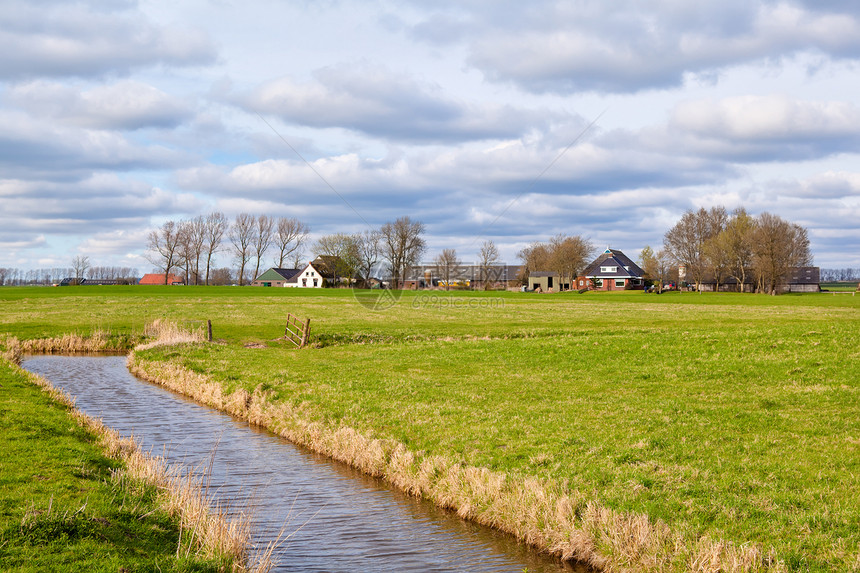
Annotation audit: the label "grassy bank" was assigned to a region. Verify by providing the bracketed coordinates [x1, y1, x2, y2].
[0, 354, 255, 572]
[2, 286, 859, 570]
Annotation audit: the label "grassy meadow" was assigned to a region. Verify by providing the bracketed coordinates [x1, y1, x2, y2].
[1, 285, 859, 570]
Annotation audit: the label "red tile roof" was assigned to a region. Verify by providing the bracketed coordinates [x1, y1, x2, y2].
[139, 273, 183, 285]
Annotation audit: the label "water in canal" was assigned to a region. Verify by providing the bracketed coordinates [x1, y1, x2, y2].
[22, 355, 588, 573]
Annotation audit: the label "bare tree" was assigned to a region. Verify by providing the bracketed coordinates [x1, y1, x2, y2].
[209, 267, 233, 286]
[663, 207, 726, 291]
[176, 219, 194, 285]
[655, 249, 677, 292]
[315, 233, 361, 285]
[355, 229, 381, 288]
[380, 216, 426, 288]
[230, 213, 255, 286]
[716, 208, 757, 292]
[434, 248, 460, 291]
[182, 215, 207, 285]
[638, 245, 659, 290]
[548, 234, 593, 291]
[274, 217, 309, 268]
[146, 221, 181, 284]
[753, 212, 812, 295]
[250, 215, 275, 282]
[477, 240, 501, 290]
[517, 241, 552, 284]
[72, 255, 90, 283]
[703, 236, 730, 292]
[203, 212, 228, 285]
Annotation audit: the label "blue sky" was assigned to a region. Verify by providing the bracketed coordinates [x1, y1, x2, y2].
[1, 0, 859, 271]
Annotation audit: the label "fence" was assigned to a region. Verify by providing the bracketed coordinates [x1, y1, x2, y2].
[284, 313, 311, 348]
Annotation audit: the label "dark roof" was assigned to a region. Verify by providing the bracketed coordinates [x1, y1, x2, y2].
[308, 256, 340, 279]
[787, 266, 820, 285]
[583, 249, 644, 278]
[481, 265, 524, 282]
[272, 268, 302, 281]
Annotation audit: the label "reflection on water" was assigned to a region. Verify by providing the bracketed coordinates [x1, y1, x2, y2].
[23, 355, 588, 573]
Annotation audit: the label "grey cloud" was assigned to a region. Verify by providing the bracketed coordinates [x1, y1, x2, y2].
[406, 1, 860, 94]
[766, 172, 860, 199]
[0, 0, 216, 80]
[240, 63, 563, 143]
[0, 112, 194, 180]
[0, 176, 203, 235]
[665, 96, 860, 162]
[5, 80, 192, 130]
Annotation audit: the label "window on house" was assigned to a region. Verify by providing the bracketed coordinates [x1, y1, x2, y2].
[302, 278, 307, 286]
[615, 279, 625, 288]
[313, 278, 318, 287]
[600, 266, 617, 273]
[595, 279, 603, 287]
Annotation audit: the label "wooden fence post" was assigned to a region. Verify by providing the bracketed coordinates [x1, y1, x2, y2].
[207, 319, 213, 342]
[300, 318, 311, 348]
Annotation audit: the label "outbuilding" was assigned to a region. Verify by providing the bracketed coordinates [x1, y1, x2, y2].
[251, 268, 303, 287]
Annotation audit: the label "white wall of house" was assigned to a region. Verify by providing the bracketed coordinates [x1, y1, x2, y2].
[295, 263, 324, 288]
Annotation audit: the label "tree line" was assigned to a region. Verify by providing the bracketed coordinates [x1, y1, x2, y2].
[147, 212, 310, 285]
[645, 207, 812, 294]
[0, 265, 140, 286]
[820, 268, 860, 282]
[147, 213, 430, 287]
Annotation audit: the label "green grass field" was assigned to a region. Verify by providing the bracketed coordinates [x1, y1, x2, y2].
[2, 285, 859, 570]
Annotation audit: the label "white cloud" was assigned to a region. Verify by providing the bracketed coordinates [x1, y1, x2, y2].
[409, 1, 860, 94]
[77, 228, 150, 257]
[671, 96, 860, 141]
[240, 62, 562, 143]
[0, 110, 194, 179]
[5, 80, 192, 130]
[0, 0, 215, 79]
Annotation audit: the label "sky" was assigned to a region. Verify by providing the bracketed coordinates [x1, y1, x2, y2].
[2, 0, 859, 273]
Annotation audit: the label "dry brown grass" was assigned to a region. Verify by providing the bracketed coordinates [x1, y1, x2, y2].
[1, 335, 23, 364]
[13, 358, 271, 573]
[137, 319, 207, 350]
[128, 351, 785, 573]
[21, 330, 115, 354]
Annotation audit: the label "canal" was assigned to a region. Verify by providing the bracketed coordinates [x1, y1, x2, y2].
[23, 355, 586, 573]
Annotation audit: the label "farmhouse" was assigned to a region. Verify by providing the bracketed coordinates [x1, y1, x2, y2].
[293, 256, 339, 288]
[582, 248, 645, 291]
[251, 268, 303, 287]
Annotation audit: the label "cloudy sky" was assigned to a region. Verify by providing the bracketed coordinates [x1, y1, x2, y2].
[2, 0, 859, 272]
